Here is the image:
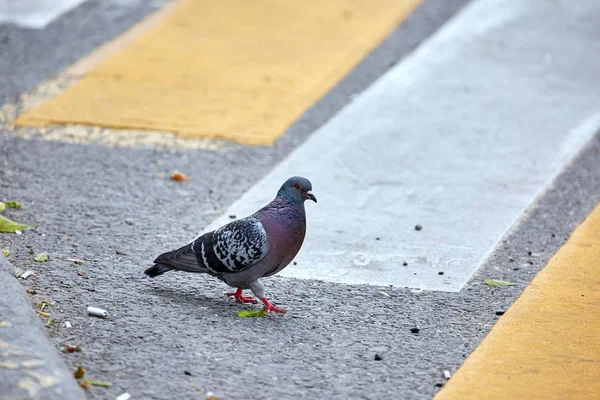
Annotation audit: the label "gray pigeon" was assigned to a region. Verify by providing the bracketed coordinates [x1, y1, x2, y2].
[145, 176, 316, 313]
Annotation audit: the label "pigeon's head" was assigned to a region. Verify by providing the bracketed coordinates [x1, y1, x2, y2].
[278, 176, 317, 203]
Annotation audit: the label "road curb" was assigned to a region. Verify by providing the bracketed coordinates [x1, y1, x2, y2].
[0, 253, 85, 399]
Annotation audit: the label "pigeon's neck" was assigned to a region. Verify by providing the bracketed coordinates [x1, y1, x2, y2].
[275, 190, 302, 206]
[266, 194, 306, 220]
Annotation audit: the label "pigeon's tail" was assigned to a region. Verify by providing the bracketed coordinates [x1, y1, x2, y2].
[144, 264, 173, 277]
[145, 241, 208, 277]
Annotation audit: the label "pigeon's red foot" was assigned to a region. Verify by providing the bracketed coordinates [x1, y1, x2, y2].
[260, 297, 287, 314]
[226, 288, 257, 304]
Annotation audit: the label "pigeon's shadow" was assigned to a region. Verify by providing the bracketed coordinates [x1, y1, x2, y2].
[149, 285, 248, 314]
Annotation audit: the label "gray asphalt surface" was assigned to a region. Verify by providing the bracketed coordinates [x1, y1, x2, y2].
[0, 0, 164, 106]
[2, 0, 599, 399]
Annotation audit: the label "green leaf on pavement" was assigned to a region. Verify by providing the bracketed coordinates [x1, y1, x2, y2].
[484, 278, 516, 287]
[237, 309, 268, 318]
[34, 253, 49, 262]
[5, 201, 22, 209]
[1, 249, 9, 257]
[88, 379, 112, 388]
[0, 215, 30, 233]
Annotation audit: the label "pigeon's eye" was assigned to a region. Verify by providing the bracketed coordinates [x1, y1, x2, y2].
[294, 183, 301, 190]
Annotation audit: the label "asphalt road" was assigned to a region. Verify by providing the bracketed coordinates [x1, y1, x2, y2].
[2, 0, 600, 399]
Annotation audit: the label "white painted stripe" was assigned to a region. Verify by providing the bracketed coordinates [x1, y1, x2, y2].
[0, 0, 87, 29]
[203, 0, 600, 292]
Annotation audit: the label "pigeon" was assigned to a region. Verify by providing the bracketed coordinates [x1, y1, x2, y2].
[145, 176, 316, 314]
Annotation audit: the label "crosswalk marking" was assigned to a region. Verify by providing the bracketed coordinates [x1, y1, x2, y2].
[202, 0, 600, 291]
[14, 0, 423, 145]
[0, 0, 87, 29]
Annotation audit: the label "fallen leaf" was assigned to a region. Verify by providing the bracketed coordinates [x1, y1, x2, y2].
[73, 366, 86, 379]
[45, 319, 55, 327]
[0, 202, 4, 212]
[1, 249, 9, 257]
[34, 253, 49, 262]
[170, 171, 190, 182]
[77, 271, 84, 276]
[484, 278, 516, 287]
[78, 380, 89, 390]
[237, 309, 268, 318]
[36, 310, 50, 318]
[0, 215, 30, 233]
[5, 201, 22, 209]
[68, 258, 84, 265]
[63, 344, 82, 353]
[36, 300, 51, 311]
[88, 379, 112, 388]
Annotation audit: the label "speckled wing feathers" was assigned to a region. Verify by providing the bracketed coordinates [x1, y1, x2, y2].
[194, 217, 268, 274]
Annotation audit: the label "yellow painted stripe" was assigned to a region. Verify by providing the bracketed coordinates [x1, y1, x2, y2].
[436, 203, 600, 400]
[15, 0, 423, 146]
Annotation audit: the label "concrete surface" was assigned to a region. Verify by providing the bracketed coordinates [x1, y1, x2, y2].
[1, 130, 598, 400]
[0, 254, 85, 400]
[2, 0, 599, 399]
[204, 0, 600, 292]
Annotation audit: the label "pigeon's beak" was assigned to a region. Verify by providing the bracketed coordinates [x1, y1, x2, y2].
[306, 191, 317, 203]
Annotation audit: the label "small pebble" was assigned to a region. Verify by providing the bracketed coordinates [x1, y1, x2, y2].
[434, 382, 444, 388]
[229, 214, 236, 219]
[527, 250, 532, 256]
[414, 224, 422, 231]
[508, 258, 515, 262]
[551, 233, 555, 238]
[374, 354, 383, 361]
[184, 370, 192, 376]
[495, 310, 505, 316]
[513, 267, 519, 271]
[375, 237, 380, 241]
[410, 327, 420, 333]
[403, 262, 408, 266]
[293, 261, 297, 265]
[438, 271, 444, 275]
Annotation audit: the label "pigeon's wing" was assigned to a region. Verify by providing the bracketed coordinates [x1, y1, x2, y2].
[150, 241, 207, 274]
[193, 217, 268, 275]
